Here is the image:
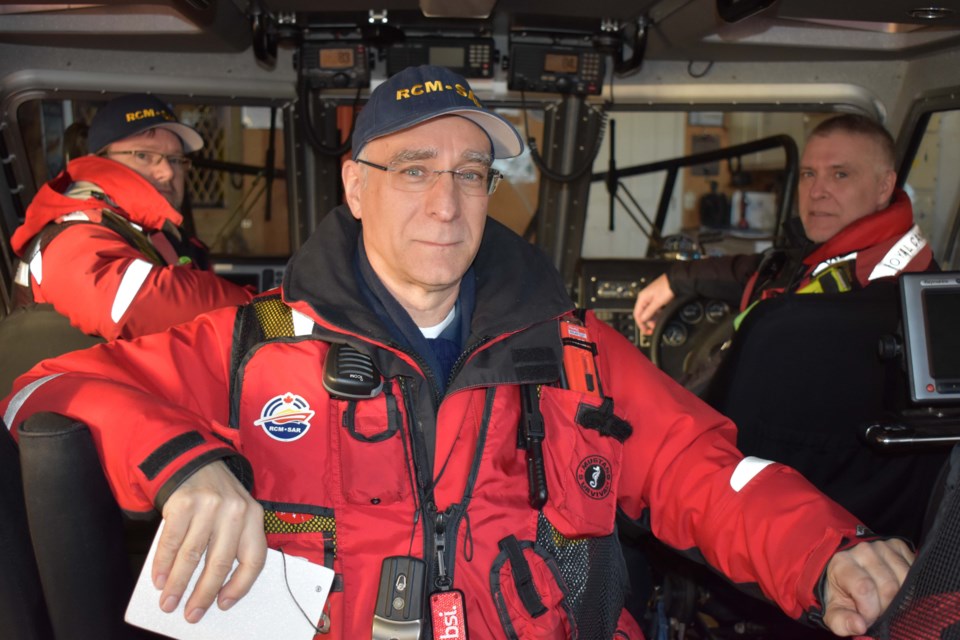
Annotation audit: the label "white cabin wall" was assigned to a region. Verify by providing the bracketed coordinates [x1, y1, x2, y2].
[582, 112, 686, 259]
[891, 47, 960, 134]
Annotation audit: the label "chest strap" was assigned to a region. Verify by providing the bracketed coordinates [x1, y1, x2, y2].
[99, 210, 168, 266]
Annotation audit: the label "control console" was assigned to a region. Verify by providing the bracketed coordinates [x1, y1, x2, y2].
[578, 259, 673, 353]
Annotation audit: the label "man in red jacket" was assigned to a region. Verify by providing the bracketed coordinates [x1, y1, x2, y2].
[627, 114, 941, 633]
[633, 114, 933, 330]
[8, 93, 252, 343]
[0, 93, 254, 640]
[3, 70, 912, 639]
[631, 114, 943, 540]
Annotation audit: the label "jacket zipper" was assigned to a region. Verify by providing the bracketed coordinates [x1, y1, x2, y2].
[427, 388, 497, 603]
[398, 375, 439, 626]
[445, 335, 492, 392]
[389, 340, 443, 409]
[399, 377, 498, 624]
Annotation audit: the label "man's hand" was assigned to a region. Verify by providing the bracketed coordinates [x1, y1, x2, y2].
[154, 461, 266, 624]
[822, 539, 914, 636]
[632, 274, 676, 335]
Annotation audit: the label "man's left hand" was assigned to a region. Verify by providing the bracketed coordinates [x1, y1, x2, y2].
[822, 539, 914, 636]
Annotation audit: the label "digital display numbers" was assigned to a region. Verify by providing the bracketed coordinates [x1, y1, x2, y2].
[318, 48, 355, 69]
[508, 44, 603, 94]
[544, 53, 579, 74]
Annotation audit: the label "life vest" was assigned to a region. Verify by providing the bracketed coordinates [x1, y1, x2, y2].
[227, 296, 630, 439]
[226, 295, 638, 638]
[733, 251, 857, 330]
[12, 209, 196, 309]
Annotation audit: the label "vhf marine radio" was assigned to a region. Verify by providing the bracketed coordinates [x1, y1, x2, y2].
[508, 44, 605, 95]
[298, 42, 371, 89]
[386, 38, 495, 78]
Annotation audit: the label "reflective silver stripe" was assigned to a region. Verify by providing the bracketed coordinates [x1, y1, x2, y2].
[29, 250, 44, 284]
[111, 259, 153, 323]
[24, 212, 92, 286]
[868, 224, 928, 281]
[810, 251, 858, 277]
[3, 373, 64, 431]
[729, 456, 774, 492]
[59, 212, 91, 222]
[292, 309, 314, 337]
[15, 260, 31, 286]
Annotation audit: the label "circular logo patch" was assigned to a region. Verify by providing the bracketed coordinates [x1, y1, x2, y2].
[577, 455, 612, 499]
[254, 392, 315, 442]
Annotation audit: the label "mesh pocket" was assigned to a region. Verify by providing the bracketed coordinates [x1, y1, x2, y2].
[253, 297, 295, 338]
[536, 514, 628, 640]
[866, 445, 960, 640]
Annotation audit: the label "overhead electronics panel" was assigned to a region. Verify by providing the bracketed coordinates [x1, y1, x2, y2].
[386, 38, 496, 78]
[299, 42, 371, 89]
[508, 44, 605, 95]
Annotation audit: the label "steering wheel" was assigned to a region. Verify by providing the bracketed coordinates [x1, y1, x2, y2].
[649, 293, 736, 390]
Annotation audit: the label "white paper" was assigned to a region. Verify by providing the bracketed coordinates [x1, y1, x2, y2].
[125, 521, 334, 640]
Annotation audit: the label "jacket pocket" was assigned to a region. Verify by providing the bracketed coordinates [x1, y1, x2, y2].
[262, 502, 340, 635]
[489, 535, 576, 639]
[336, 382, 411, 505]
[538, 386, 626, 538]
[262, 502, 337, 567]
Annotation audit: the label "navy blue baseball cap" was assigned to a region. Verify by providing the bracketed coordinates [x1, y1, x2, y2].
[88, 93, 203, 154]
[351, 65, 523, 160]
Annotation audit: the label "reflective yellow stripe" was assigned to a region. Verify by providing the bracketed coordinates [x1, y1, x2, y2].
[732, 300, 759, 331]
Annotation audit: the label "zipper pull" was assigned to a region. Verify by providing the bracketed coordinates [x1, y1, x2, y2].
[436, 545, 448, 590]
[434, 512, 452, 591]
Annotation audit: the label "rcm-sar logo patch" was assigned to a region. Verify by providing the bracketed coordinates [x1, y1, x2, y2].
[577, 455, 612, 499]
[255, 392, 315, 442]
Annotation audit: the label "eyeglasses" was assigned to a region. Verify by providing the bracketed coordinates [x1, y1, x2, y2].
[357, 159, 502, 196]
[102, 150, 192, 170]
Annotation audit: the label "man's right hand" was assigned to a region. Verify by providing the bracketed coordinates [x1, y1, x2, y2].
[154, 460, 266, 624]
[633, 273, 676, 334]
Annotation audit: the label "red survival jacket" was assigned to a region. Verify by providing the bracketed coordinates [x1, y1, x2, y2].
[11, 156, 252, 340]
[668, 189, 934, 310]
[2, 206, 872, 639]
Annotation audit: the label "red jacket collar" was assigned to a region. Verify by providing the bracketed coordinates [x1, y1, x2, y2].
[12, 155, 182, 255]
[802, 189, 914, 268]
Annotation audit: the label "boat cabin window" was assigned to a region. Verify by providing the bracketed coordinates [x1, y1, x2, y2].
[901, 109, 960, 270]
[17, 98, 294, 259]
